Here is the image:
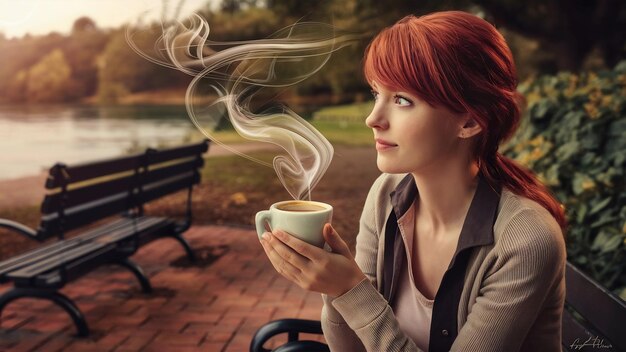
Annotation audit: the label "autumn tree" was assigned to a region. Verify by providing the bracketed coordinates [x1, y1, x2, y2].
[26, 49, 72, 102]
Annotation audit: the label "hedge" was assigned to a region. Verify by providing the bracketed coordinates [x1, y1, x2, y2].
[502, 61, 626, 300]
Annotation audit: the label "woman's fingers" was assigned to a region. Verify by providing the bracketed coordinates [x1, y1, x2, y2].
[271, 229, 324, 262]
[261, 232, 311, 279]
[323, 224, 352, 257]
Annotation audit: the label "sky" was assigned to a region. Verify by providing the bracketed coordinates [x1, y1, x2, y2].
[0, 0, 218, 38]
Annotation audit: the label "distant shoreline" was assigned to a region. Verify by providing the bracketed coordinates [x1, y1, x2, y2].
[81, 87, 214, 106]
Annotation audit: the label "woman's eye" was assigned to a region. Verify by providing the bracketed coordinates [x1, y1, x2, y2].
[394, 95, 412, 106]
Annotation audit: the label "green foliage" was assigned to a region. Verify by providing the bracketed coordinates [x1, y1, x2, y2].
[64, 24, 109, 99]
[0, 34, 66, 103]
[195, 8, 283, 41]
[26, 49, 72, 103]
[99, 28, 180, 95]
[502, 61, 626, 297]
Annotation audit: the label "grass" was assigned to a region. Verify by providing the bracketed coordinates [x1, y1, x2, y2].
[200, 151, 279, 189]
[310, 120, 372, 146]
[186, 101, 374, 147]
[312, 101, 374, 123]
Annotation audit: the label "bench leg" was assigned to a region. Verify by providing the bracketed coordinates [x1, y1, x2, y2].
[171, 233, 196, 263]
[112, 258, 152, 294]
[0, 287, 89, 337]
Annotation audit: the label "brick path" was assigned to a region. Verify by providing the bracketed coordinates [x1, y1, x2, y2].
[0, 225, 326, 351]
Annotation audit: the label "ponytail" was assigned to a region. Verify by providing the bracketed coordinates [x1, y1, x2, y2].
[481, 153, 568, 235]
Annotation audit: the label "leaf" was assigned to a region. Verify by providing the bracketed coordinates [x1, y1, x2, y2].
[600, 234, 623, 253]
[609, 118, 626, 137]
[576, 203, 588, 224]
[572, 173, 595, 195]
[556, 141, 580, 161]
[589, 197, 612, 216]
[591, 230, 611, 251]
[590, 215, 619, 228]
[533, 99, 551, 119]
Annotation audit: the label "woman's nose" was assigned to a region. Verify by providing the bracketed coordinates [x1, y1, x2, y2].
[365, 107, 388, 130]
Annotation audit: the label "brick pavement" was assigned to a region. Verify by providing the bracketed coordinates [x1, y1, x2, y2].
[0, 225, 326, 351]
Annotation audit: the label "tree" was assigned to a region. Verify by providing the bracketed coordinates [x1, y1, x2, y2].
[352, 0, 626, 72]
[478, 0, 626, 71]
[26, 49, 72, 102]
[98, 27, 188, 102]
[71, 16, 97, 34]
[264, 0, 334, 19]
[65, 23, 109, 99]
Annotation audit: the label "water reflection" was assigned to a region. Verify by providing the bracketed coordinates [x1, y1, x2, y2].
[0, 105, 197, 180]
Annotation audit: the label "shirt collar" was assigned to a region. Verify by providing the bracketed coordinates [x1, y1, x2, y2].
[389, 172, 501, 254]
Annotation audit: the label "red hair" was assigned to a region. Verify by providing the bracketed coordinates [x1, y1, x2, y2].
[363, 11, 568, 233]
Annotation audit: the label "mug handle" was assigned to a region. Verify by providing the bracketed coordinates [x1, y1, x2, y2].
[255, 210, 271, 240]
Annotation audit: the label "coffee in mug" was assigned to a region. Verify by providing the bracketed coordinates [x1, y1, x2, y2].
[255, 200, 333, 248]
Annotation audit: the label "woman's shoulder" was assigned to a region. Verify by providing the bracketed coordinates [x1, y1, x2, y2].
[369, 173, 408, 195]
[493, 188, 566, 257]
[361, 173, 407, 216]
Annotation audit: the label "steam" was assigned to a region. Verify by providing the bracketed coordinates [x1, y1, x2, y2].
[127, 14, 358, 200]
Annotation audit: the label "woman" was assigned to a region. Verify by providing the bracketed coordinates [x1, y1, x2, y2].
[260, 11, 567, 352]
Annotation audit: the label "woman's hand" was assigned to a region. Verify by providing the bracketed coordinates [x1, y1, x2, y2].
[260, 223, 367, 297]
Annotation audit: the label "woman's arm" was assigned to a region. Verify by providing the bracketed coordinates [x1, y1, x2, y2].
[320, 173, 383, 351]
[321, 174, 425, 352]
[320, 179, 379, 351]
[451, 208, 567, 352]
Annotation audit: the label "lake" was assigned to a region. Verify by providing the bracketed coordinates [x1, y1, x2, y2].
[0, 104, 200, 180]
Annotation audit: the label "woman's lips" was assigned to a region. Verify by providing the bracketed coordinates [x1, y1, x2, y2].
[375, 138, 397, 151]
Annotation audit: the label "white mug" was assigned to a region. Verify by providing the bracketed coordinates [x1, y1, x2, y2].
[255, 200, 333, 248]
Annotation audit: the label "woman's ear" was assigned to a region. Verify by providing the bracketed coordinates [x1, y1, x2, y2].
[458, 115, 482, 139]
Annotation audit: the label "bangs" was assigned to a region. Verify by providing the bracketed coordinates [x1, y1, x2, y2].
[363, 19, 451, 109]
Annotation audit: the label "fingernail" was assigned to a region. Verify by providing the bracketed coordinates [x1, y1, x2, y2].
[262, 233, 271, 241]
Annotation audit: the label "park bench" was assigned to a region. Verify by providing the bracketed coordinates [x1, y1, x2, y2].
[250, 261, 626, 352]
[0, 140, 209, 337]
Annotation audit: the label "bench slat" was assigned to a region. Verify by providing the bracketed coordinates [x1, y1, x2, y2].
[40, 172, 198, 238]
[145, 140, 209, 165]
[45, 155, 142, 189]
[41, 158, 203, 215]
[140, 172, 199, 204]
[39, 192, 134, 238]
[33, 219, 175, 287]
[44, 140, 208, 189]
[42, 175, 136, 214]
[8, 217, 170, 284]
[0, 218, 132, 281]
[8, 241, 112, 281]
[565, 262, 626, 351]
[145, 158, 204, 186]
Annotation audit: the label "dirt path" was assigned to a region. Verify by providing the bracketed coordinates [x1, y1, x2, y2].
[0, 142, 282, 210]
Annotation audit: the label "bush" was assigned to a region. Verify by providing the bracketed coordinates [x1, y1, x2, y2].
[502, 61, 626, 300]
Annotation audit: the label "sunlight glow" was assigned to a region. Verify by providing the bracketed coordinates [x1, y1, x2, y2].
[0, 0, 216, 38]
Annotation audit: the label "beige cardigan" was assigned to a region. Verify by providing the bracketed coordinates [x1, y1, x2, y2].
[321, 173, 566, 352]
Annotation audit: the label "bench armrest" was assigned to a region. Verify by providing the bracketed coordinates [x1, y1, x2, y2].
[0, 218, 38, 241]
[274, 340, 330, 352]
[250, 319, 326, 352]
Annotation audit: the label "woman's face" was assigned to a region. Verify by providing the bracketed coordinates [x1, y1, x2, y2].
[365, 83, 467, 174]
